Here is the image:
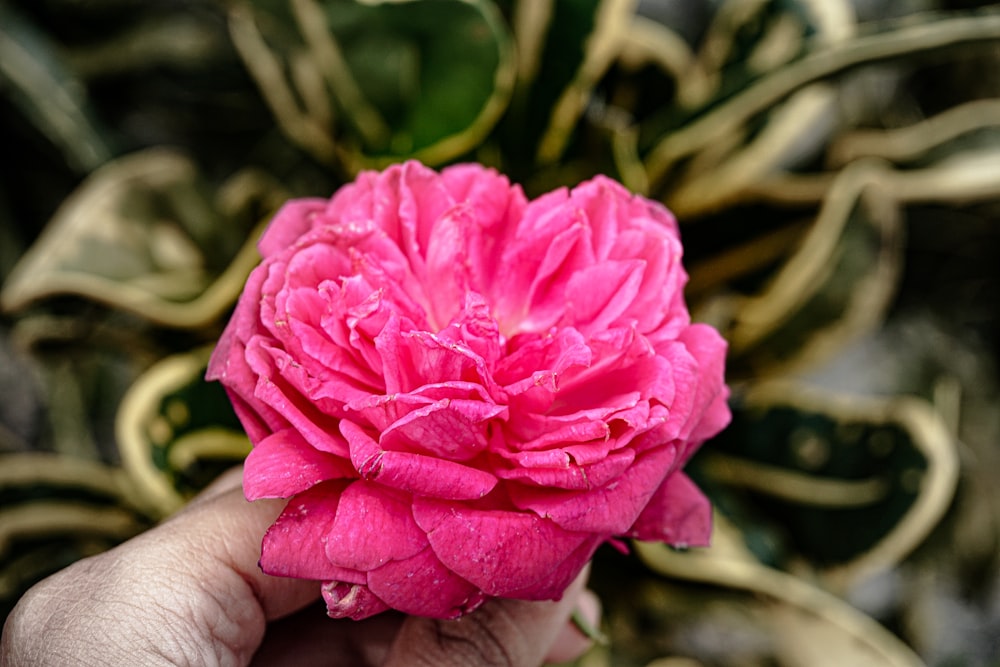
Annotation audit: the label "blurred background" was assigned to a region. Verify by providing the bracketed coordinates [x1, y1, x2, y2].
[2, 0, 1000, 664]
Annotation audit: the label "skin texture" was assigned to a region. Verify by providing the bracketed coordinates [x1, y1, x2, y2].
[0, 469, 598, 667]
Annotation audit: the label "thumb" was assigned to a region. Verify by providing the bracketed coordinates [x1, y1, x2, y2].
[381, 567, 592, 667]
[2, 467, 319, 667]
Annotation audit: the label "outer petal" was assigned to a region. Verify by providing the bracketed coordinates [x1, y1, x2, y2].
[413, 499, 591, 597]
[324, 481, 428, 571]
[243, 428, 354, 501]
[207, 270, 286, 442]
[257, 198, 329, 258]
[676, 324, 732, 448]
[259, 480, 358, 580]
[367, 546, 485, 619]
[625, 471, 712, 548]
[502, 535, 603, 601]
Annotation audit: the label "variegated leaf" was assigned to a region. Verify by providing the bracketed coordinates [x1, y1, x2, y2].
[0, 149, 285, 329]
[117, 347, 249, 517]
[231, 0, 515, 170]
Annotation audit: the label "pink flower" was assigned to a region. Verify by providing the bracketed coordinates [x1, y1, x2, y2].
[207, 161, 730, 620]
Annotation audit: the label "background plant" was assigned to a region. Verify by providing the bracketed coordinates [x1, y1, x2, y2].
[3, 1, 1000, 664]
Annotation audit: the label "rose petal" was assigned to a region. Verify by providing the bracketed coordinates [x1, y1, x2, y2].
[496, 448, 635, 491]
[626, 471, 712, 548]
[367, 546, 485, 619]
[441, 164, 526, 297]
[379, 396, 505, 460]
[342, 419, 498, 500]
[244, 428, 354, 500]
[676, 324, 731, 448]
[424, 205, 473, 329]
[247, 341, 351, 457]
[507, 444, 678, 534]
[506, 419, 611, 455]
[324, 481, 428, 571]
[322, 581, 391, 620]
[413, 499, 591, 597]
[260, 480, 357, 580]
[502, 535, 603, 601]
[257, 198, 328, 258]
[564, 259, 645, 334]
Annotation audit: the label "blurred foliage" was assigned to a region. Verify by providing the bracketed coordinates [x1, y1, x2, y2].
[2, 0, 1000, 664]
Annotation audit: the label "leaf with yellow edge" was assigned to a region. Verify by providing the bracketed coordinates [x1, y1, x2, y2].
[709, 159, 904, 378]
[689, 381, 958, 589]
[643, 9, 1000, 192]
[117, 346, 250, 518]
[633, 515, 925, 667]
[231, 0, 515, 170]
[0, 149, 286, 329]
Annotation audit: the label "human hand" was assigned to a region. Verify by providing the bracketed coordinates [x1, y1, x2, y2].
[1, 468, 600, 667]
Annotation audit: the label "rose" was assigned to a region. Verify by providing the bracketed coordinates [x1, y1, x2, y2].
[207, 161, 730, 620]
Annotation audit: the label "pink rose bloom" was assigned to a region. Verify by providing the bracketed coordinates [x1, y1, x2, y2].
[207, 161, 730, 620]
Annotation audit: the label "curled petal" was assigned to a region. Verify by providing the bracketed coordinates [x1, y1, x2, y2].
[379, 395, 505, 460]
[322, 581, 391, 620]
[342, 420, 498, 500]
[496, 448, 635, 491]
[508, 445, 678, 534]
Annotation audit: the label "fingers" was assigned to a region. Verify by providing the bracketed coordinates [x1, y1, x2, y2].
[382, 566, 595, 667]
[157, 472, 320, 622]
[545, 587, 603, 664]
[249, 603, 404, 667]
